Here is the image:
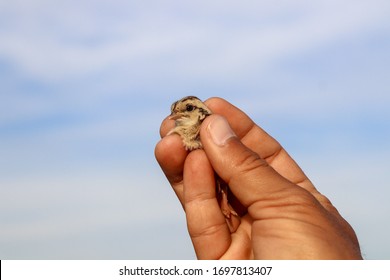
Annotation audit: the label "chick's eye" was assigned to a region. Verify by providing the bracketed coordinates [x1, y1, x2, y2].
[186, 104, 195, 112]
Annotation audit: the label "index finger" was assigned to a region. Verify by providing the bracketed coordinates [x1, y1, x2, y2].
[204, 98, 312, 190]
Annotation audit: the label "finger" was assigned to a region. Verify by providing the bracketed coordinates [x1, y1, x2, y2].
[159, 115, 175, 138]
[205, 97, 255, 140]
[200, 114, 304, 210]
[204, 97, 314, 191]
[154, 134, 187, 205]
[183, 149, 231, 259]
[205, 97, 278, 153]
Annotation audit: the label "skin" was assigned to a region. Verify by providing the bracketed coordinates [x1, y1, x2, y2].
[155, 97, 362, 260]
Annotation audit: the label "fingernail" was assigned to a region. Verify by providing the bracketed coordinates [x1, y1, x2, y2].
[208, 115, 236, 146]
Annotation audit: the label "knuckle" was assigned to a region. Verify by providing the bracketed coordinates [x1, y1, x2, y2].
[234, 149, 268, 175]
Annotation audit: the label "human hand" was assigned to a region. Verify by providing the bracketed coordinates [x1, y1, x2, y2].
[155, 97, 362, 259]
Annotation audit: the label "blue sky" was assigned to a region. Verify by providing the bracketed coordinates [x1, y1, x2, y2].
[0, 0, 389, 259]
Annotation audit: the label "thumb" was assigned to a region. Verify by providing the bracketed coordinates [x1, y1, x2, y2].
[200, 115, 294, 208]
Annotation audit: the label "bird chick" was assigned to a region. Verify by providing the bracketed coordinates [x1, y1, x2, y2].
[168, 96, 212, 151]
[168, 96, 240, 232]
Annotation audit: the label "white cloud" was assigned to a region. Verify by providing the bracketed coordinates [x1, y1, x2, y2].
[1, 0, 388, 82]
[0, 165, 180, 240]
[1, 0, 388, 125]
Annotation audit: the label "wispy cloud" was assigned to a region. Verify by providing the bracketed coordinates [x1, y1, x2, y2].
[1, 0, 388, 125]
[1, 0, 389, 82]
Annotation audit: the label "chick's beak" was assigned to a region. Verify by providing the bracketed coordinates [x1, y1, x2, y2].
[169, 112, 182, 120]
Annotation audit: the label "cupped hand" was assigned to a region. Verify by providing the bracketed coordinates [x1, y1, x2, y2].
[155, 97, 362, 259]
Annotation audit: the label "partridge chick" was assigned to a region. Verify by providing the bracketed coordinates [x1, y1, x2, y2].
[168, 96, 212, 150]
